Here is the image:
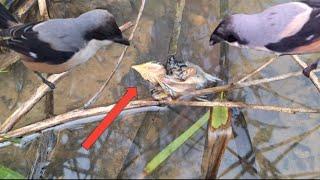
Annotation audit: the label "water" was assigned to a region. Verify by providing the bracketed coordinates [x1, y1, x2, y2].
[1, 0, 320, 178]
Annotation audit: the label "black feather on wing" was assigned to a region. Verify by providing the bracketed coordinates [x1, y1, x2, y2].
[0, 3, 18, 29]
[265, 8, 320, 53]
[301, 0, 320, 8]
[0, 22, 76, 64]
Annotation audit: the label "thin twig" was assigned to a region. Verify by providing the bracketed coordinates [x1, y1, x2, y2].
[237, 56, 277, 83]
[84, 0, 146, 109]
[291, 55, 320, 93]
[182, 68, 320, 98]
[0, 22, 134, 134]
[1, 99, 319, 143]
[157, 100, 320, 113]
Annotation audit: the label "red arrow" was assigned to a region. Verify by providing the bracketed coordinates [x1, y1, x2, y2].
[82, 87, 138, 150]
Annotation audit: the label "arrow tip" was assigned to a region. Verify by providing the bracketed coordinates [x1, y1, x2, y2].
[127, 87, 138, 97]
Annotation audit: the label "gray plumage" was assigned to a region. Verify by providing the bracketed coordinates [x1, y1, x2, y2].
[33, 9, 114, 52]
[210, 2, 314, 53]
[231, 2, 311, 48]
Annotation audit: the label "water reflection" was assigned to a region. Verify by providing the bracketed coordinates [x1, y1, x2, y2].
[0, 0, 320, 179]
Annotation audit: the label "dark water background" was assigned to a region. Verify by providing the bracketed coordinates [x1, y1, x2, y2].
[0, 0, 320, 178]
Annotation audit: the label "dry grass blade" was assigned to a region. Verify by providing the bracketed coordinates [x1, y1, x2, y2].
[84, 0, 146, 108]
[203, 127, 233, 178]
[0, 22, 134, 134]
[202, 106, 232, 178]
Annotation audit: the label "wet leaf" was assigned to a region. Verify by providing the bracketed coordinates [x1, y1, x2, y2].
[132, 62, 166, 85]
[0, 165, 25, 179]
[211, 106, 228, 129]
[144, 111, 210, 175]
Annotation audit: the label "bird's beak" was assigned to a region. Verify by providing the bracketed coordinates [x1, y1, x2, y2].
[113, 37, 130, 46]
[209, 34, 222, 46]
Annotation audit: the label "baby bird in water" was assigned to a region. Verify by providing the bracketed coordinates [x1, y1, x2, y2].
[132, 55, 221, 100]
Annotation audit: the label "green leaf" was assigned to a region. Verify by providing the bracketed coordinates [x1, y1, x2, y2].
[0, 165, 25, 179]
[211, 106, 228, 129]
[0, 135, 21, 144]
[144, 111, 210, 175]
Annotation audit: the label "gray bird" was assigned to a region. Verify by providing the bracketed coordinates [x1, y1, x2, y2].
[209, 0, 320, 76]
[0, 3, 129, 89]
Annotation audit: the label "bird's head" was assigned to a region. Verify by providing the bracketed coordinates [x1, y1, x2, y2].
[209, 15, 246, 47]
[80, 9, 130, 46]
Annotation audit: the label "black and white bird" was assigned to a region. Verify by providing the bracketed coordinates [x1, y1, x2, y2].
[209, 0, 320, 76]
[0, 3, 129, 89]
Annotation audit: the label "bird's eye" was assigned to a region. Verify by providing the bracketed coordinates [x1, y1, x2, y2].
[226, 34, 238, 43]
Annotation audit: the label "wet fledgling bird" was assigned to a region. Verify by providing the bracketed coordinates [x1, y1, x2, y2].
[0, 3, 129, 89]
[132, 55, 221, 100]
[209, 0, 320, 76]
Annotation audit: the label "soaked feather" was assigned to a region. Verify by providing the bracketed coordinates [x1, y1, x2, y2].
[132, 56, 220, 100]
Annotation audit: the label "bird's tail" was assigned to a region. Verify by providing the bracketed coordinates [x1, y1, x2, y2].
[0, 3, 18, 29]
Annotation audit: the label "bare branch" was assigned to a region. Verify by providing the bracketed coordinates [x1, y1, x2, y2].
[1, 99, 318, 143]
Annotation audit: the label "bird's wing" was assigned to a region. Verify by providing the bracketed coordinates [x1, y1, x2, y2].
[0, 22, 76, 64]
[33, 19, 84, 52]
[264, 2, 320, 53]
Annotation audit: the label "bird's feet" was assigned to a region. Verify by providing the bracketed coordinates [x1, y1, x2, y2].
[43, 80, 56, 90]
[34, 71, 56, 90]
[303, 60, 319, 78]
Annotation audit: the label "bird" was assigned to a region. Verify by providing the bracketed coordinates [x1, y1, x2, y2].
[0, 3, 129, 89]
[209, 0, 320, 77]
[132, 55, 221, 100]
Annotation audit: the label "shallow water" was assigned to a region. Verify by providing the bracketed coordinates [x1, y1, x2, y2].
[1, 0, 320, 178]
